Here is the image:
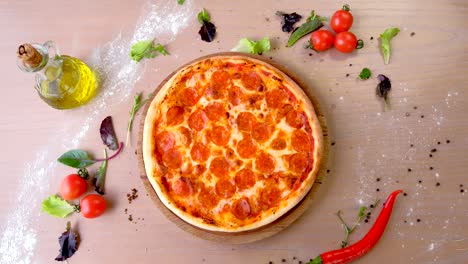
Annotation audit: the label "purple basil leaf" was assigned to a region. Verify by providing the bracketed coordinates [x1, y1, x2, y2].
[100, 116, 118, 150]
[199, 21, 216, 42]
[55, 221, 79, 261]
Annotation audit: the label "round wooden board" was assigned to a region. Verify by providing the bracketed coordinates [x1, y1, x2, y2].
[137, 52, 329, 244]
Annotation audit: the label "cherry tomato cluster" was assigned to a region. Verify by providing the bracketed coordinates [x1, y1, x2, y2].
[310, 5, 362, 53]
[60, 170, 107, 219]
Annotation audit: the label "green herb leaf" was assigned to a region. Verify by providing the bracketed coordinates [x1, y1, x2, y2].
[197, 8, 210, 24]
[126, 92, 154, 145]
[42, 195, 76, 218]
[380, 27, 400, 64]
[57, 150, 95, 168]
[231, 37, 271, 55]
[358, 206, 367, 218]
[359, 68, 372, 80]
[177, 0, 185, 5]
[55, 221, 79, 261]
[287, 11, 324, 47]
[130, 40, 169, 62]
[93, 149, 107, 195]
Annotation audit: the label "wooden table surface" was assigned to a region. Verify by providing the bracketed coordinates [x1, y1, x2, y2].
[1, 0, 467, 263]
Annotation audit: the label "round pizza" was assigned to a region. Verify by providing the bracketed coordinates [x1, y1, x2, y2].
[142, 54, 323, 232]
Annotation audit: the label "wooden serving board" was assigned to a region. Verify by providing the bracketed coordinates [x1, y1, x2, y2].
[136, 52, 329, 244]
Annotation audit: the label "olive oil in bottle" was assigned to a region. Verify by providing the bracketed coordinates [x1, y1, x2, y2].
[17, 41, 98, 109]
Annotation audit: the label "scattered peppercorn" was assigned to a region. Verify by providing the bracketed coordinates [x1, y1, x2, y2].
[127, 188, 139, 203]
[403, 192, 408, 196]
[417, 219, 421, 222]
[421, 115, 425, 118]
[461, 189, 465, 193]
[128, 214, 133, 222]
[370, 36, 374, 40]
[370, 204, 374, 208]
[436, 182, 440, 187]
[404, 220, 407, 223]
[346, 73, 350, 77]
[299, 261, 303, 264]
[309, 53, 313, 56]
[460, 184, 464, 188]
[429, 154, 433, 158]
[376, 188, 380, 192]
[367, 212, 371, 216]
[269, 261, 273, 264]
[327, 169, 330, 173]
[376, 178, 381, 182]
[446, 140, 450, 143]
[349, 63, 353, 67]
[410, 32, 416, 36]
[408, 168, 412, 172]
[418, 180, 422, 184]
[437, 141, 441, 145]
[430, 167, 434, 170]
[431, 148, 437, 153]
[413, 106, 418, 110]
[410, 144, 414, 147]
[293, 257, 297, 260]
[282, 259, 286, 262]
[364, 219, 369, 223]
[331, 141, 336, 146]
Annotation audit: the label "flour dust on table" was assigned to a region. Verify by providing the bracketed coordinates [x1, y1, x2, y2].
[0, 1, 196, 263]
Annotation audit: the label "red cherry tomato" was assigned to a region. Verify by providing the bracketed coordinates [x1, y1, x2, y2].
[331, 9, 354, 33]
[334, 31, 358, 53]
[60, 174, 88, 200]
[80, 194, 107, 218]
[310, 30, 335, 51]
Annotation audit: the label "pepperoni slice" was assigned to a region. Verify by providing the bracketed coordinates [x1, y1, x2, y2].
[209, 157, 229, 177]
[209, 126, 230, 146]
[178, 127, 192, 146]
[231, 198, 251, 220]
[228, 85, 244, 106]
[237, 137, 257, 158]
[155, 131, 175, 154]
[205, 102, 226, 121]
[188, 109, 208, 131]
[276, 104, 294, 121]
[291, 129, 311, 152]
[286, 110, 306, 129]
[190, 142, 210, 162]
[255, 152, 275, 173]
[259, 186, 281, 209]
[207, 70, 230, 99]
[289, 152, 309, 173]
[179, 88, 200, 106]
[173, 177, 193, 197]
[266, 88, 287, 108]
[166, 106, 184, 126]
[235, 168, 256, 190]
[241, 71, 264, 91]
[252, 123, 273, 143]
[237, 112, 256, 132]
[215, 178, 236, 199]
[162, 148, 182, 169]
[271, 138, 287, 150]
[198, 187, 220, 209]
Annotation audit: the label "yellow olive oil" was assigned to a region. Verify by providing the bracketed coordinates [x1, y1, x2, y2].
[38, 56, 97, 109]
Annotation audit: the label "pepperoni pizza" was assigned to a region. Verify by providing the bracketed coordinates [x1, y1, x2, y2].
[142, 54, 323, 232]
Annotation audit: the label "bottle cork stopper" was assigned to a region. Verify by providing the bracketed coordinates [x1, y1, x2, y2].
[17, 44, 43, 68]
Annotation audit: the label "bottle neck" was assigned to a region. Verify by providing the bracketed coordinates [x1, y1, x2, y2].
[17, 43, 49, 72]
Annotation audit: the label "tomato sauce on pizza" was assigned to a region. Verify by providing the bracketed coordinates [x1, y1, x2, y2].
[143, 55, 323, 232]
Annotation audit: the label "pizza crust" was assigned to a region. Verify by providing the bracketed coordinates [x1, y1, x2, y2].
[143, 54, 323, 232]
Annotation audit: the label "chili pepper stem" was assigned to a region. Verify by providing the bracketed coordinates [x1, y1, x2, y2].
[308, 255, 323, 264]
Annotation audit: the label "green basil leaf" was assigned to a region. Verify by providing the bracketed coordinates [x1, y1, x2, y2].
[359, 68, 372, 80]
[287, 18, 323, 47]
[197, 8, 210, 24]
[130, 40, 169, 62]
[42, 195, 75, 218]
[57, 149, 95, 168]
[358, 206, 367, 218]
[177, 0, 185, 5]
[154, 43, 169, 55]
[93, 150, 108, 195]
[380, 27, 400, 64]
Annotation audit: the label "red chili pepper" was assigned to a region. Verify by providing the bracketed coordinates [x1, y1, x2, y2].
[309, 190, 403, 264]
